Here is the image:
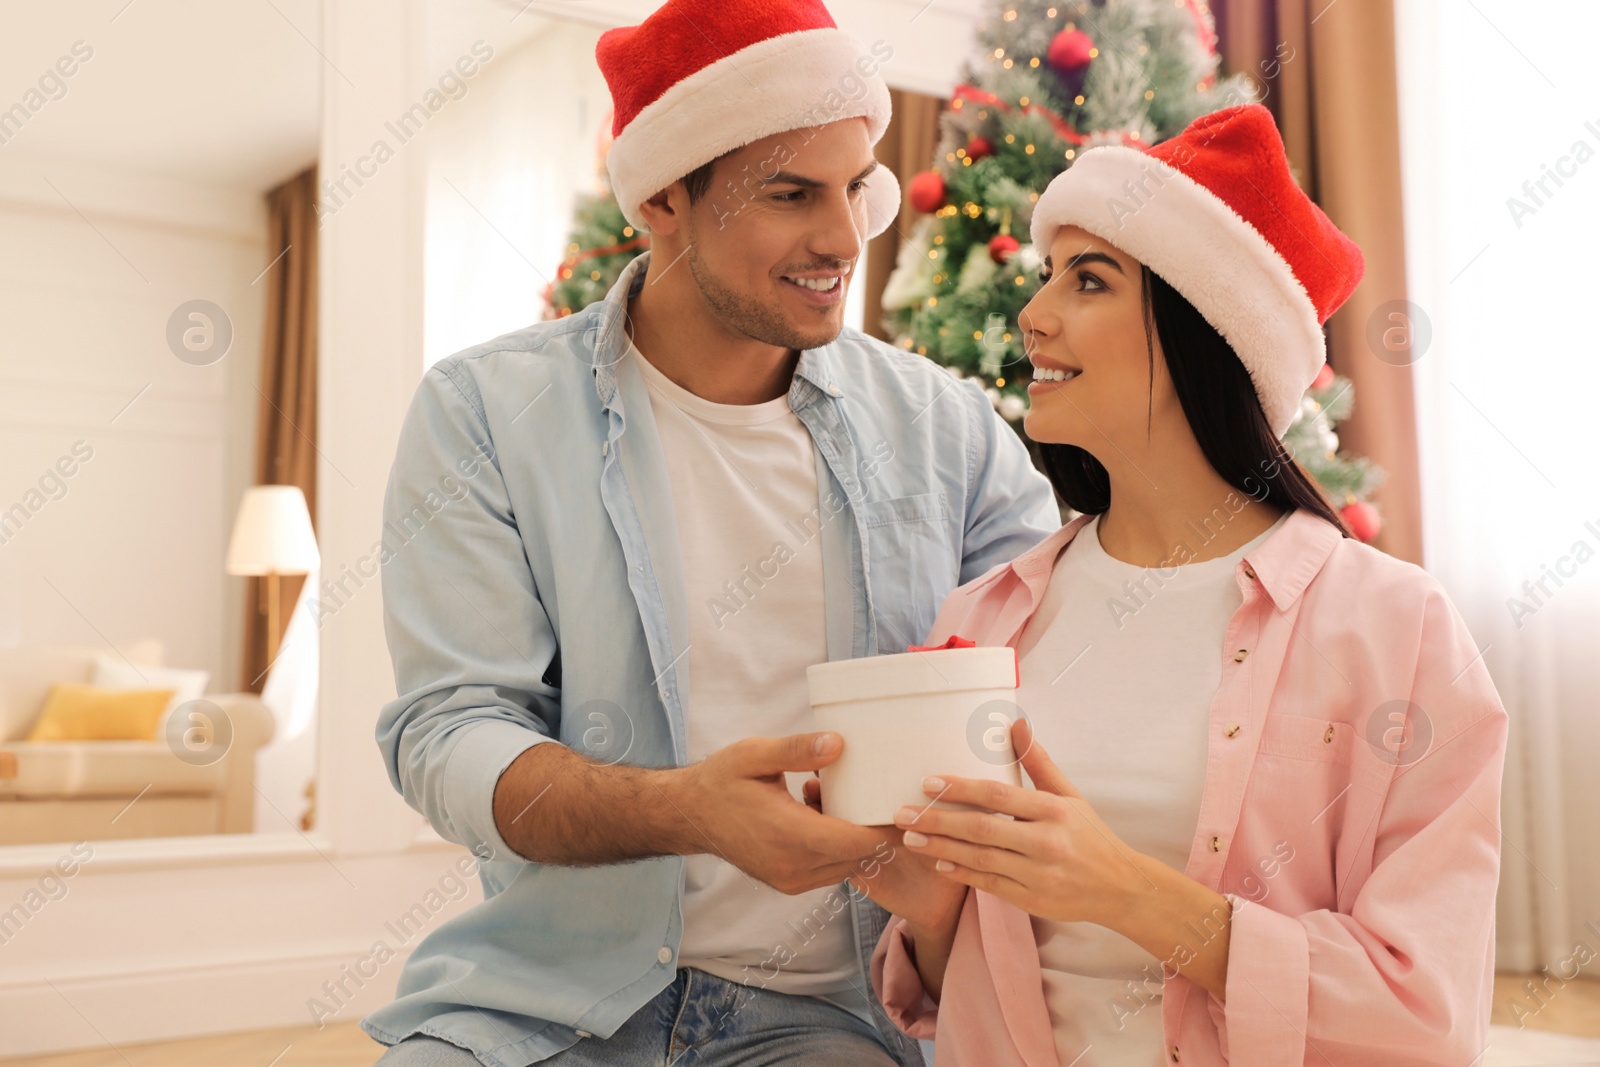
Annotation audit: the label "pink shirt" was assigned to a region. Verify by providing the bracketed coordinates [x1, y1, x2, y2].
[870, 509, 1508, 1066]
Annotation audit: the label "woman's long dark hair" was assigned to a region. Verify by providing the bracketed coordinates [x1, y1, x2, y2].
[1034, 265, 1350, 536]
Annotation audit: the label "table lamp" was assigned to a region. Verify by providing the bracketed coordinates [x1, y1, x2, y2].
[226, 485, 320, 665]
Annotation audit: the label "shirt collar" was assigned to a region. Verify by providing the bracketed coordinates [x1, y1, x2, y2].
[994, 506, 1343, 615]
[588, 250, 843, 407]
[1240, 506, 1345, 611]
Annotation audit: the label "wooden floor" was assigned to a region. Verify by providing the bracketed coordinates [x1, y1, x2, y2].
[2, 973, 1597, 1066]
[1493, 969, 1600, 1038]
[0, 1022, 383, 1067]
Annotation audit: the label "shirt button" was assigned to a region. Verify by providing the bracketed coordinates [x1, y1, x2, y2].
[1233, 649, 1249, 662]
[1224, 724, 1240, 738]
[575, 1030, 592, 1039]
[657, 946, 673, 964]
[602, 441, 609, 456]
[827, 383, 842, 396]
[1210, 835, 1221, 852]
[1243, 565, 1256, 580]
[1324, 725, 1336, 743]
[1171, 1046, 1180, 1062]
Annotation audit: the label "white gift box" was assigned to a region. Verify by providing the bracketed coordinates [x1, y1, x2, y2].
[806, 644, 1024, 826]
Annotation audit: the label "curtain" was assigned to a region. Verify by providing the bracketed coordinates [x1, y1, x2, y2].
[1212, 0, 1423, 565]
[241, 164, 319, 694]
[1395, 0, 1600, 974]
[862, 88, 947, 343]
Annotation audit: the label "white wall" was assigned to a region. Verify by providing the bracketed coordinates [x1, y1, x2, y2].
[0, 154, 266, 696]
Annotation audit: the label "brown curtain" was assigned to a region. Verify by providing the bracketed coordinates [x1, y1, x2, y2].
[863, 88, 947, 343]
[1213, 1, 1422, 564]
[241, 164, 320, 693]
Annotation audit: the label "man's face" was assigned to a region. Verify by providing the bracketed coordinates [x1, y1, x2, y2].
[680, 118, 879, 352]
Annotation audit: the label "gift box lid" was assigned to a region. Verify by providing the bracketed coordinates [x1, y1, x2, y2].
[807, 645, 1019, 707]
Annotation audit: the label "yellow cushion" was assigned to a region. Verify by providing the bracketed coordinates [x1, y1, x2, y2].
[25, 683, 178, 742]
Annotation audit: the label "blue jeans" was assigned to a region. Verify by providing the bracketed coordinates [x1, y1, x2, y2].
[373, 967, 902, 1066]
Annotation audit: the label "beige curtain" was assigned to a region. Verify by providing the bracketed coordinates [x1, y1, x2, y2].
[242, 164, 320, 693]
[1213, 1, 1422, 564]
[863, 88, 947, 343]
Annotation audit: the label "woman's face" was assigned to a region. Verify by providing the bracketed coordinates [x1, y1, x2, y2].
[1019, 225, 1184, 456]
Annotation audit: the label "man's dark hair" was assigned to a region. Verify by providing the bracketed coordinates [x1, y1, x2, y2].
[1035, 265, 1350, 537]
[683, 144, 756, 208]
[683, 156, 720, 205]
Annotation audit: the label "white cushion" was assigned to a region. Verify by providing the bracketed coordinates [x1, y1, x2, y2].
[90, 655, 209, 723]
[0, 741, 222, 797]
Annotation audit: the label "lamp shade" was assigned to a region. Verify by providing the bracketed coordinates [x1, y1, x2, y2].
[225, 485, 320, 576]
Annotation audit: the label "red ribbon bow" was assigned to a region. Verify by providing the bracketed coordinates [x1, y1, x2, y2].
[906, 635, 1018, 687]
[906, 635, 977, 652]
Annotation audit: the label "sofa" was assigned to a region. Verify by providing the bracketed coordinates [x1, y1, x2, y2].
[0, 642, 276, 845]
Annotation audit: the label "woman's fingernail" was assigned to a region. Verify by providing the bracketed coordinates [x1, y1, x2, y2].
[935, 859, 955, 872]
[903, 830, 929, 847]
[923, 776, 947, 793]
[894, 806, 919, 825]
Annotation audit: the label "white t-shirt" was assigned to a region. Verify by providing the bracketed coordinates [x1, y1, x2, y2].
[629, 341, 870, 1021]
[1012, 510, 1287, 1067]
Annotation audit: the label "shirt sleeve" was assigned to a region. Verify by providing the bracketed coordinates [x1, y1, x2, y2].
[869, 914, 940, 1039]
[1208, 585, 1508, 1065]
[374, 360, 563, 865]
[959, 380, 1060, 584]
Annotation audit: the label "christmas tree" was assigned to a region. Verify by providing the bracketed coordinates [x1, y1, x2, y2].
[544, 191, 649, 318]
[882, 0, 1384, 540]
[883, 0, 1250, 403]
[1291, 364, 1385, 541]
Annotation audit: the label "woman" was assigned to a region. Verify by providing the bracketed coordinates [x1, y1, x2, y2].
[854, 105, 1507, 1066]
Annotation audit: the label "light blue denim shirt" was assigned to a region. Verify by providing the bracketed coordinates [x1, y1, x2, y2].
[363, 251, 1060, 1067]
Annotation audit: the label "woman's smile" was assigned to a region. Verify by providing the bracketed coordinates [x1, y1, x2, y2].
[1026, 350, 1082, 394]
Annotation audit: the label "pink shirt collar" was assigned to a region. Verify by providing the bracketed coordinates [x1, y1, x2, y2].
[980, 505, 1345, 618]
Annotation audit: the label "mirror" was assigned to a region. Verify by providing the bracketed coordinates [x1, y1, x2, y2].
[0, 0, 323, 848]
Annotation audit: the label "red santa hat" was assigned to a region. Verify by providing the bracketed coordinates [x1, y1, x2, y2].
[1029, 104, 1365, 437]
[596, 0, 901, 240]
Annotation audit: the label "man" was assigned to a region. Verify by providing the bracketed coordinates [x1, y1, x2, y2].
[364, 0, 1059, 1063]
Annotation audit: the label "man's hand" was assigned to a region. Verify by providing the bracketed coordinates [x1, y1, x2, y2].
[800, 777, 967, 934]
[672, 731, 903, 895]
[492, 730, 894, 895]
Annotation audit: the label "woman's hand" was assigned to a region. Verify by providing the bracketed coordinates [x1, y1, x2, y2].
[894, 718, 1158, 928]
[895, 719, 1236, 1002]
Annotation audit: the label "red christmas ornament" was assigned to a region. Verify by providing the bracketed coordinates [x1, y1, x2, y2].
[1341, 500, 1382, 543]
[988, 234, 1021, 264]
[1312, 362, 1335, 390]
[1048, 28, 1095, 74]
[909, 169, 946, 213]
[966, 136, 994, 161]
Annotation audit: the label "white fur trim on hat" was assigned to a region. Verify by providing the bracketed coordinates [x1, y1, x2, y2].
[1029, 147, 1325, 437]
[606, 28, 896, 240]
